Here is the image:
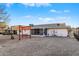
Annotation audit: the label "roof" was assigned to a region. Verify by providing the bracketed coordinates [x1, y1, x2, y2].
[77, 27, 79, 29]
[32, 23, 69, 29]
[11, 25, 31, 30]
[0, 22, 7, 28]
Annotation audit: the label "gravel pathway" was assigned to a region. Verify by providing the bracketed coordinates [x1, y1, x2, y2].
[0, 35, 79, 56]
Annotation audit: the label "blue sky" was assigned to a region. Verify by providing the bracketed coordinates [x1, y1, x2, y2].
[1, 3, 79, 27]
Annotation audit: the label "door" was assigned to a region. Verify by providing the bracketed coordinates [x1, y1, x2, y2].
[44, 28, 47, 35]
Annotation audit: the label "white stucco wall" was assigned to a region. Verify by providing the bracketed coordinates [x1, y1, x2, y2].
[47, 29, 55, 36]
[47, 29, 68, 37]
[17, 30, 31, 35]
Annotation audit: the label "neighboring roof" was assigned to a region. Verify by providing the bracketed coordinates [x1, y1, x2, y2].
[11, 25, 31, 30]
[77, 27, 79, 29]
[32, 23, 69, 29]
[0, 22, 7, 28]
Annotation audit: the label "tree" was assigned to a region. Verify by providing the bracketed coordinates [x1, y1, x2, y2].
[67, 26, 72, 37]
[0, 4, 10, 34]
[0, 4, 10, 24]
[29, 24, 34, 26]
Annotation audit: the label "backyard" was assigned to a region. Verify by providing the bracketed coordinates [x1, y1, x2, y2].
[0, 35, 79, 56]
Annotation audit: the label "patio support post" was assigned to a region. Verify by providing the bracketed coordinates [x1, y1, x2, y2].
[22, 27, 23, 39]
[11, 26, 14, 40]
[43, 28, 45, 37]
[19, 25, 21, 40]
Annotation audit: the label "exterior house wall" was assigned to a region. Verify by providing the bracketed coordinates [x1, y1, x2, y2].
[68, 28, 77, 38]
[47, 29, 55, 36]
[47, 29, 68, 37]
[31, 23, 69, 37]
[0, 27, 4, 33]
[0, 22, 8, 34]
[69, 30, 74, 38]
[17, 30, 31, 35]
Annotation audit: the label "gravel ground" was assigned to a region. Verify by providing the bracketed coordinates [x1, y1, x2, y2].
[0, 35, 79, 56]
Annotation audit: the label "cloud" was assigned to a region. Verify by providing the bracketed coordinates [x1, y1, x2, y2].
[64, 10, 70, 13]
[21, 15, 71, 25]
[22, 3, 35, 7]
[50, 9, 57, 13]
[5, 3, 51, 7]
[38, 17, 55, 22]
[38, 16, 71, 24]
[50, 9, 70, 13]
[18, 14, 71, 21]
[56, 16, 71, 20]
[6, 3, 13, 7]
[24, 15, 33, 18]
[22, 3, 51, 7]
[50, 9, 61, 13]
[35, 16, 70, 25]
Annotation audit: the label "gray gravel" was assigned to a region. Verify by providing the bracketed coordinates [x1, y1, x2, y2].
[0, 35, 79, 56]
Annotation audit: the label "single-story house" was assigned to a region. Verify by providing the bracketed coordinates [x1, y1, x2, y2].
[31, 23, 70, 37]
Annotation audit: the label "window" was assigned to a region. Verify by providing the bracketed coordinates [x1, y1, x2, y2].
[57, 24, 60, 26]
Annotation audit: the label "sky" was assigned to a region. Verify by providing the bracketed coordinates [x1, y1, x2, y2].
[0, 3, 79, 27]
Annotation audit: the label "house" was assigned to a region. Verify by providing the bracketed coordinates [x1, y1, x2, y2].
[11, 25, 31, 35]
[0, 22, 8, 34]
[68, 28, 76, 38]
[74, 27, 79, 35]
[31, 23, 70, 37]
[68, 27, 79, 38]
